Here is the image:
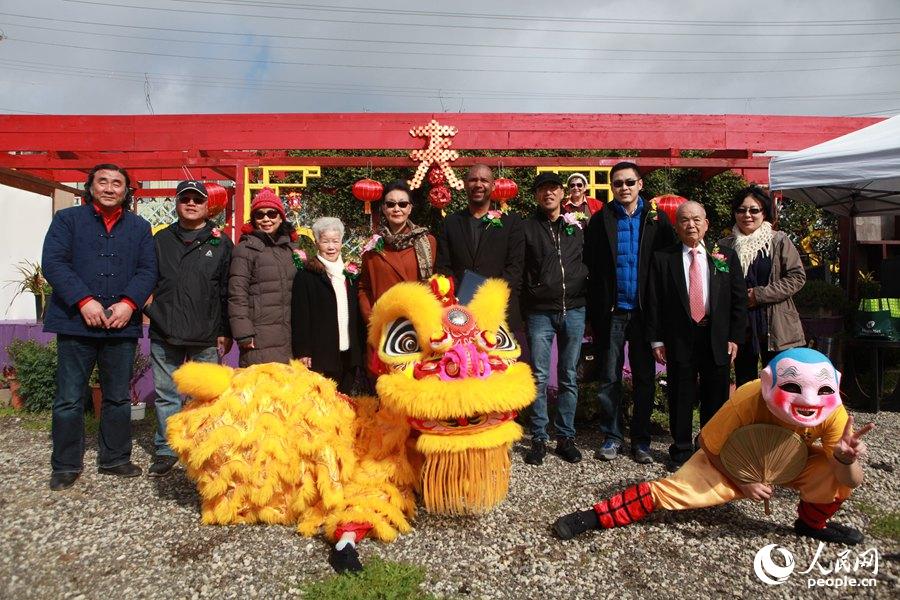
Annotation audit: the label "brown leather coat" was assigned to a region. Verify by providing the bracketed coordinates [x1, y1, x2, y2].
[357, 234, 436, 323]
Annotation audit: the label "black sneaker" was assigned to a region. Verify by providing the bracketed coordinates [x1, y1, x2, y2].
[98, 462, 142, 478]
[524, 440, 547, 465]
[555, 438, 582, 464]
[794, 519, 864, 545]
[148, 455, 178, 478]
[553, 508, 599, 540]
[329, 545, 363, 573]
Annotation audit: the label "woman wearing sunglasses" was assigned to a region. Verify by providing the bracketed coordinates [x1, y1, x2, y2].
[228, 187, 301, 367]
[358, 180, 436, 322]
[717, 185, 805, 386]
[563, 173, 603, 217]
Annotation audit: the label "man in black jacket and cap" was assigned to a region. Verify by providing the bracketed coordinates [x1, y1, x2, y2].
[520, 172, 589, 466]
[144, 180, 234, 477]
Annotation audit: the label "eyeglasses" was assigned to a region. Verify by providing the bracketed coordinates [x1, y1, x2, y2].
[384, 201, 410, 209]
[612, 178, 638, 188]
[735, 207, 763, 215]
[177, 196, 207, 205]
[252, 210, 281, 220]
[569, 182, 584, 188]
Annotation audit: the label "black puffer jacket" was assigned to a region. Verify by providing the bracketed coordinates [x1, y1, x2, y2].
[520, 212, 588, 313]
[146, 221, 233, 346]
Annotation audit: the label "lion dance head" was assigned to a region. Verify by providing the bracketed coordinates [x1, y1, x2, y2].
[369, 275, 535, 515]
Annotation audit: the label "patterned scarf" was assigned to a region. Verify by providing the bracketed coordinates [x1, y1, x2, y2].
[733, 220, 773, 276]
[379, 220, 434, 281]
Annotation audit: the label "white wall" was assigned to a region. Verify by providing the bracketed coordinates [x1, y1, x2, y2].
[0, 184, 54, 320]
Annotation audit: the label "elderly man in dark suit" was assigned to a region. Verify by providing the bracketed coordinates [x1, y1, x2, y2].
[646, 201, 747, 467]
[435, 164, 525, 329]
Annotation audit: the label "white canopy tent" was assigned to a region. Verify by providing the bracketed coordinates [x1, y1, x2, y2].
[769, 115, 900, 216]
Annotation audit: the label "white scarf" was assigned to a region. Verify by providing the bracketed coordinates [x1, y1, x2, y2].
[317, 254, 350, 352]
[732, 220, 773, 276]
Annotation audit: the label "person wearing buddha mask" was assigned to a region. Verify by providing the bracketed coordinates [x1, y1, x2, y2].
[552, 348, 875, 547]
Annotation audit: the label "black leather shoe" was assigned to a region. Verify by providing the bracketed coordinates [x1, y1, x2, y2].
[555, 438, 583, 464]
[329, 545, 363, 574]
[553, 509, 599, 540]
[98, 462, 142, 478]
[49, 472, 79, 491]
[148, 455, 178, 478]
[524, 440, 547, 466]
[794, 519, 864, 545]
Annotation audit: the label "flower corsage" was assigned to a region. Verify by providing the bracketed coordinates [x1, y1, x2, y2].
[343, 262, 360, 282]
[291, 248, 307, 270]
[208, 227, 222, 246]
[482, 210, 503, 229]
[647, 200, 658, 222]
[562, 212, 583, 236]
[362, 233, 384, 255]
[709, 243, 729, 273]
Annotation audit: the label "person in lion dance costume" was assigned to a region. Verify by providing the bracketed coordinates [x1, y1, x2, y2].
[553, 348, 875, 546]
[166, 275, 535, 571]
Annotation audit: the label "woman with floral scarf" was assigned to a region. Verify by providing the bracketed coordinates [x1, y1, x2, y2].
[358, 180, 436, 323]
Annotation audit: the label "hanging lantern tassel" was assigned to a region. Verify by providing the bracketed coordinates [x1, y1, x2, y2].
[352, 178, 384, 215]
[490, 177, 518, 212]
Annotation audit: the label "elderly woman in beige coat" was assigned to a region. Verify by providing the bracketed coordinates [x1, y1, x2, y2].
[718, 185, 805, 387]
[229, 188, 300, 367]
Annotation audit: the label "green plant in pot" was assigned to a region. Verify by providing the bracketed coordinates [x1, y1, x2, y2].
[6, 339, 57, 412]
[4, 260, 52, 321]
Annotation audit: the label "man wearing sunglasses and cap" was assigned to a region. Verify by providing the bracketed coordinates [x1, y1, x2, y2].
[143, 180, 234, 477]
[583, 161, 675, 465]
[563, 173, 603, 218]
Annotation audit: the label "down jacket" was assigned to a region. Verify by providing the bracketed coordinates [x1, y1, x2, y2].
[228, 229, 297, 367]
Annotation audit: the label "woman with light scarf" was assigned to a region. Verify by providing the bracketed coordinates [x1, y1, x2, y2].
[357, 180, 436, 323]
[718, 186, 806, 387]
[291, 217, 364, 394]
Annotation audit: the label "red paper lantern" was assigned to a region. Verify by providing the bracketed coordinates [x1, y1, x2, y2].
[429, 186, 452, 212]
[427, 166, 446, 186]
[490, 177, 518, 210]
[651, 194, 688, 224]
[352, 178, 383, 214]
[204, 182, 228, 218]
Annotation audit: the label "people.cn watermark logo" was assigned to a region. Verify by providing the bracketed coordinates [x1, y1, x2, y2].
[753, 542, 879, 588]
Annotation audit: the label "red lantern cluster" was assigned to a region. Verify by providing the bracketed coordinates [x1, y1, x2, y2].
[352, 178, 383, 215]
[204, 182, 228, 218]
[286, 190, 303, 212]
[651, 194, 688, 224]
[490, 177, 518, 210]
[427, 165, 453, 215]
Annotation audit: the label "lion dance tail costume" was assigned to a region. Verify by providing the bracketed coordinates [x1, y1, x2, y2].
[167, 275, 535, 571]
[553, 348, 873, 546]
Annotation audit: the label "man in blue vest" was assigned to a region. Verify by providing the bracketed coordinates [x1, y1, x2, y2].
[583, 162, 674, 464]
[42, 164, 157, 491]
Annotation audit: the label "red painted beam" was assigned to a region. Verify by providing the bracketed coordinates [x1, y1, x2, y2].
[0, 114, 880, 153]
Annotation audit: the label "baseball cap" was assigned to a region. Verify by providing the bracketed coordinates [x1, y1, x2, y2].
[176, 180, 208, 198]
[531, 172, 564, 192]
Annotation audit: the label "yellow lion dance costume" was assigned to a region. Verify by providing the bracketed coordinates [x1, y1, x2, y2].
[166, 276, 535, 570]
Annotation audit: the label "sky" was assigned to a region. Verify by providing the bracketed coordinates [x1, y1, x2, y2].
[0, 0, 899, 116]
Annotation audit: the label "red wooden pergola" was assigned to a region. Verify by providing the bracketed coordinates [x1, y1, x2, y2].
[0, 112, 881, 233]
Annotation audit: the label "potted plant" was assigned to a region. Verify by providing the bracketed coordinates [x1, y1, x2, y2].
[6, 339, 56, 412]
[4, 260, 52, 321]
[130, 349, 151, 420]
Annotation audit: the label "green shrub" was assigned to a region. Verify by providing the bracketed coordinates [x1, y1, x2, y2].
[794, 279, 849, 316]
[6, 339, 57, 412]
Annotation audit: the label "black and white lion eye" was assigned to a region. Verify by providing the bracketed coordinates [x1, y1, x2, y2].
[383, 319, 421, 356]
[494, 325, 517, 351]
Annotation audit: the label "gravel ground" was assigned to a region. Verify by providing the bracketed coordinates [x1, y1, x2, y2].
[0, 405, 897, 600]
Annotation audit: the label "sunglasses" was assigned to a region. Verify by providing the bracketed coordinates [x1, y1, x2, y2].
[177, 196, 207, 205]
[384, 201, 410, 209]
[252, 210, 281, 220]
[735, 207, 763, 215]
[612, 178, 638, 188]
[569, 182, 584, 188]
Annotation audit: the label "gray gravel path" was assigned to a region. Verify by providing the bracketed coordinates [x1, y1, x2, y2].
[0, 406, 897, 599]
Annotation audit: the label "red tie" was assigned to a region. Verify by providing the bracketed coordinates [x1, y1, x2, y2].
[689, 249, 705, 323]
